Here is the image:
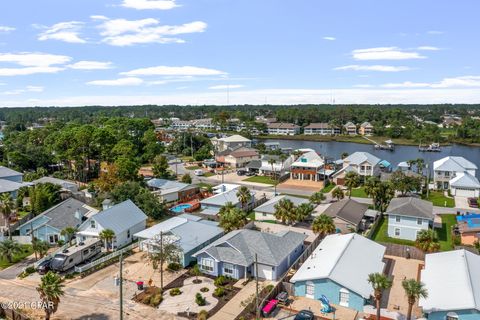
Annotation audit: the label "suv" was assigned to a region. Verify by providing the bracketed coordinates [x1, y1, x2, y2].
[37, 258, 52, 275]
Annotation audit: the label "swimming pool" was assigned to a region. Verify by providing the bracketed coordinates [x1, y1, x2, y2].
[457, 213, 480, 228]
[171, 203, 193, 213]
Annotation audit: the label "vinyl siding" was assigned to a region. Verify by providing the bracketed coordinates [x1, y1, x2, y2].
[387, 215, 431, 241]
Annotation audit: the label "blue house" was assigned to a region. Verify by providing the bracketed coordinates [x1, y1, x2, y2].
[18, 198, 98, 244]
[0, 166, 26, 198]
[290, 233, 386, 312]
[133, 214, 224, 267]
[386, 197, 434, 241]
[420, 250, 480, 320]
[192, 229, 306, 281]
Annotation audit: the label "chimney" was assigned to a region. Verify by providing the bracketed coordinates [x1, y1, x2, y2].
[74, 209, 83, 221]
[102, 198, 113, 210]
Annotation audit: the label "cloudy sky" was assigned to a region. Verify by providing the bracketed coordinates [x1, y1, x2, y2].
[0, 0, 479, 107]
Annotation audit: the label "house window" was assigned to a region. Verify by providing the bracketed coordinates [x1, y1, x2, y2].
[395, 216, 401, 223]
[445, 171, 450, 177]
[417, 218, 422, 225]
[48, 234, 59, 244]
[339, 288, 350, 307]
[90, 220, 96, 229]
[262, 213, 267, 217]
[201, 258, 214, 272]
[394, 228, 401, 236]
[127, 230, 130, 238]
[223, 263, 234, 276]
[306, 281, 315, 298]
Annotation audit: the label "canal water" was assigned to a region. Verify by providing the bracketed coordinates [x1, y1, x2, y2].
[262, 139, 480, 177]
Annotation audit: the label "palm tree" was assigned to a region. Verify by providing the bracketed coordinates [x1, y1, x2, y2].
[32, 238, 50, 260]
[296, 203, 314, 222]
[474, 240, 480, 254]
[402, 279, 428, 320]
[0, 193, 15, 240]
[312, 214, 336, 237]
[0, 239, 22, 263]
[37, 271, 64, 320]
[344, 171, 360, 198]
[99, 229, 115, 251]
[60, 227, 77, 246]
[268, 158, 277, 195]
[340, 152, 349, 159]
[219, 207, 247, 232]
[364, 176, 380, 201]
[368, 272, 393, 320]
[309, 191, 326, 205]
[218, 202, 236, 217]
[274, 198, 296, 225]
[415, 158, 425, 175]
[415, 229, 440, 253]
[236, 186, 252, 211]
[332, 187, 345, 201]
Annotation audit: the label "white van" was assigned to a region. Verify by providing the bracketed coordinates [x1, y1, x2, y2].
[194, 169, 204, 176]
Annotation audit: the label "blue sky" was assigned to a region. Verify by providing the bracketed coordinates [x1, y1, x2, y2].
[0, 0, 480, 106]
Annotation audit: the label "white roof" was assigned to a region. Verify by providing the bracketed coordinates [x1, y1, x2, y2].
[397, 161, 409, 168]
[344, 152, 381, 166]
[290, 233, 385, 298]
[450, 172, 480, 189]
[291, 151, 324, 168]
[420, 250, 480, 312]
[433, 156, 477, 172]
[219, 135, 251, 143]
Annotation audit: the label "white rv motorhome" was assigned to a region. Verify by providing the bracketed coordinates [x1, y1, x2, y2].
[50, 238, 102, 272]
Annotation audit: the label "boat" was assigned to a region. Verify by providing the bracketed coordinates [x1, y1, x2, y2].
[419, 142, 441, 152]
[374, 140, 395, 151]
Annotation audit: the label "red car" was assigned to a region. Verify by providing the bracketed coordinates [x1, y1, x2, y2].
[468, 198, 478, 208]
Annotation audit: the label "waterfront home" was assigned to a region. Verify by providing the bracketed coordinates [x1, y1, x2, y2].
[211, 134, 252, 152]
[76, 200, 147, 250]
[419, 250, 480, 320]
[290, 233, 385, 311]
[246, 154, 294, 176]
[215, 147, 260, 168]
[199, 184, 255, 215]
[359, 122, 374, 136]
[267, 122, 301, 136]
[193, 229, 306, 280]
[147, 179, 199, 203]
[254, 195, 310, 221]
[343, 122, 357, 135]
[18, 198, 98, 244]
[386, 197, 434, 241]
[323, 198, 371, 233]
[134, 214, 223, 267]
[304, 123, 341, 135]
[332, 151, 381, 184]
[449, 172, 480, 198]
[290, 151, 326, 182]
[433, 156, 477, 194]
[31, 176, 79, 192]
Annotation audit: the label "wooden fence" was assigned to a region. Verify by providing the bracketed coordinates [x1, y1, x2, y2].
[0, 306, 30, 320]
[381, 242, 425, 260]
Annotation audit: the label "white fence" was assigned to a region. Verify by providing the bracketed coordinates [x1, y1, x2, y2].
[74, 242, 138, 273]
[0, 235, 32, 244]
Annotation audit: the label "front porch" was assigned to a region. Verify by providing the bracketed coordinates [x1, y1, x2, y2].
[285, 296, 358, 320]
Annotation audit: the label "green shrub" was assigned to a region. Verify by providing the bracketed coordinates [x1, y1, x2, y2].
[197, 309, 208, 320]
[150, 293, 163, 307]
[214, 275, 230, 287]
[169, 288, 182, 296]
[25, 266, 35, 274]
[213, 287, 225, 298]
[200, 287, 209, 292]
[195, 293, 206, 306]
[167, 262, 182, 271]
[64, 272, 78, 280]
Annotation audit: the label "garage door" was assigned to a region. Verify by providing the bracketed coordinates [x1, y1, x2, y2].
[257, 264, 273, 280]
[454, 188, 477, 197]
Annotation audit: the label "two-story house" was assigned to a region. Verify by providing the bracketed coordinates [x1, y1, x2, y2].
[290, 151, 325, 181]
[267, 122, 300, 136]
[433, 156, 479, 197]
[304, 123, 341, 135]
[359, 122, 374, 136]
[386, 197, 434, 241]
[332, 152, 381, 185]
[211, 135, 252, 152]
[343, 122, 357, 135]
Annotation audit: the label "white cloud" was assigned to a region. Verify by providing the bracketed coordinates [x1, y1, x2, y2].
[417, 46, 441, 51]
[97, 17, 207, 46]
[0, 52, 71, 76]
[323, 36, 336, 41]
[427, 30, 444, 35]
[1, 85, 44, 95]
[121, 0, 179, 10]
[353, 84, 374, 88]
[209, 84, 244, 90]
[90, 15, 109, 20]
[68, 61, 113, 70]
[0, 26, 15, 33]
[37, 21, 86, 43]
[352, 47, 426, 60]
[381, 76, 480, 88]
[86, 77, 144, 86]
[122, 65, 226, 76]
[334, 65, 411, 72]
[26, 85, 44, 92]
[381, 81, 431, 88]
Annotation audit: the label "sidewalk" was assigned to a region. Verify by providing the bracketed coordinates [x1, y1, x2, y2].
[209, 280, 257, 320]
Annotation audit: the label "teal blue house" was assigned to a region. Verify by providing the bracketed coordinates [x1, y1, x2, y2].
[420, 250, 480, 320]
[290, 233, 386, 312]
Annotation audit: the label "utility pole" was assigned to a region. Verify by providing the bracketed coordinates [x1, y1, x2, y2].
[119, 251, 123, 320]
[30, 221, 37, 260]
[160, 231, 164, 291]
[255, 253, 259, 320]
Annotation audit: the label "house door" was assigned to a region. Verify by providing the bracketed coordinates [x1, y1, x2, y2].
[306, 281, 315, 299]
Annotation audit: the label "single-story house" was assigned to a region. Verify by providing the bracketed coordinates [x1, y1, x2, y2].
[449, 172, 480, 198]
[76, 200, 147, 249]
[31, 176, 79, 192]
[216, 147, 260, 168]
[386, 197, 434, 241]
[0, 166, 26, 198]
[147, 179, 199, 203]
[134, 214, 223, 267]
[419, 250, 480, 320]
[323, 199, 370, 233]
[18, 198, 98, 244]
[200, 184, 255, 215]
[255, 195, 310, 221]
[193, 229, 306, 280]
[291, 233, 386, 311]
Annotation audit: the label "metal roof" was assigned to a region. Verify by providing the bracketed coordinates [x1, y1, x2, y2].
[450, 172, 480, 189]
[343, 152, 381, 166]
[0, 179, 28, 193]
[91, 200, 147, 234]
[254, 195, 309, 215]
[433, 156, 477, 172]
[0, 166, 23, 178]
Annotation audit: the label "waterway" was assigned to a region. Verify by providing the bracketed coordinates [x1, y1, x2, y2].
[262, 139, 480, 177]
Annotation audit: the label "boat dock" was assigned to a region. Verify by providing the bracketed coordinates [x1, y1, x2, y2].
[419, 142, 441, 152]
[362, 136, 395, 151]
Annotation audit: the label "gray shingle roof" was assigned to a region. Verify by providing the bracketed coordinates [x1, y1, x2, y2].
[0, 179, 27, 193]
[193, 229, 306, 267]
[386, 197, 434, 219]
[323, 199, 369, 226]
[32, 177, 78, 191]
[0, 166, 23, 179]
[92, 200, 147, 234]
[254, 195, 309, 215]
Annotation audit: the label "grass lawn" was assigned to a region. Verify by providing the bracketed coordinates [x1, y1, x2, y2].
[423, 191, 455, 207]
[436, 214, 457, 251]
[371, 216, 416, 246]
[281, 193, 311, 199]
[17, 211, 31, 218]
[247, 211, 255, 221]
[244, 176, 276, 185]
[196, 182, 213, 189]
[185, 165, 201, 170]
[0, 244, 33, 270]
[349, 187, 369, 198]
[321, 182, 336, 193]
[203, 172, 215, 177]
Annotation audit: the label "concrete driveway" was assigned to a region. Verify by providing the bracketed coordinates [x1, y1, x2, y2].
[455, 196, 471, 209]
[0, 254, 36, 280]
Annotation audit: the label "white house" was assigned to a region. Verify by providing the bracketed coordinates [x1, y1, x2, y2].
[76, 200, 147, 250]
[386, 197, 434, 241]
[419, 250, 480, 320]
[211, 135, 252, 152]
[267, 122, 300, 135]
[433, 156, 478, 194]
[290, 151, 326, 181]
[291, 233, 385, 311]
[332, 152, 381, 184]
[304, 123, 341, 135]
[147, 179, 199, 203]
[199, 184, 255, 215]
[449, 172, 480, 197]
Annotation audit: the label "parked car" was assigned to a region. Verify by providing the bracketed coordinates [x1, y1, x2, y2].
[37, 258, 52, 275]
[236, 169, 246, 176]
[194, 169, 204, 176]
[245, 171, 256, 176]
[468, 197, 478, 208]
[294, 310, 315, 320]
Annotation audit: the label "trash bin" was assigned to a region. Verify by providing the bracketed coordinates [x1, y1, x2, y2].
[114, 277, 120, 286]
[136, 281, 144, 290]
